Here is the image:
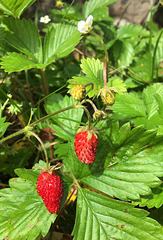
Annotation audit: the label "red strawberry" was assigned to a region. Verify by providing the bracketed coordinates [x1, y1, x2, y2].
[74, 130, 98, 164]
[36, 171, 63, 214]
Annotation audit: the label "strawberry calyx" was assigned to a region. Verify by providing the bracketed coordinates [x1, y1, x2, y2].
[77, 125, 99, 140]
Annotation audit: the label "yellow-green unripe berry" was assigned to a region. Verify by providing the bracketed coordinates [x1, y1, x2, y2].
[71, 84, 86, 102]
[100, 88, 115, 106]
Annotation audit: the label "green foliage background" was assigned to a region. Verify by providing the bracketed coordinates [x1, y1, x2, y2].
[0, 0, 163, 239]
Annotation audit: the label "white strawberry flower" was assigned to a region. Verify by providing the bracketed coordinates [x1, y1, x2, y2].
[40, 15, 51, 24]
[78, 15, 93, 34]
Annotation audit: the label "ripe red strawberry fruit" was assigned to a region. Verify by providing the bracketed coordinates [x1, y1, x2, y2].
[74, 129, 98, 164]
[36, 171, 63, 214]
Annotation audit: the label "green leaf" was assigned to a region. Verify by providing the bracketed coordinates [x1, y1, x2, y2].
[3, 18, 42, 62]
[82, 152, 163, 201]
[81, 58, 103, 83]
[44, 94, 83, 140]
[133, 184, 163, 209]
[155, 93, 163, 119]
[0, 27, 5, 46]
[117, 24, 149, 39]
[0, 169, 56, 240]
[0, 0, 36, 18]
[154, 31, 163, 66]
[107, 76, 127, 95]
[15, 168, 39, 183]
[113, 39, 135, 67]
[0, 52, 43, 73]
[111, 92, 146, 120]
[80, 125, 163, 201]
[0, 116, 10, 138]
[72, 188, 163, 240]
[83, 0, 118, 19]
[57, 121, 163, 202]
[43, 23, 81, 65]
[111, 84, 163, 130]
[79, 58, 103, 96]
[68, 70, 126, 98]
[130, 52, 153, 82]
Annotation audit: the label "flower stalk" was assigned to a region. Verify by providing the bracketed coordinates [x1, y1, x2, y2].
[27, 130, 49, 168]
[75, 104, 92, 130]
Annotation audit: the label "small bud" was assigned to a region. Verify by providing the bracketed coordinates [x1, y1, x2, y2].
[100, 88, 115, 106]
[70, 84, 86, 102]
[93, 110, 107, 121]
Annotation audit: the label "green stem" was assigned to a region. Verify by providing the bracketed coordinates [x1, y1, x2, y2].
[28, 130, 49, 168]
[149, 0, 153, 81]
[0, 126, 32, 145]
[0, 103, 92, 145]
[30, 105, 75, 127]
[75, 104, 91, 130]
[81, 99, 97, 112]
[61, 0, 76, 22]
[91, 30, 109, 83]
[25, 70, 35, 107]
[108, 66, 151, 84]
[39, 69, 49, 96]
[42, 69, 49, 95]
[0, 105, 75, 145]
[151, 29, 163, 82]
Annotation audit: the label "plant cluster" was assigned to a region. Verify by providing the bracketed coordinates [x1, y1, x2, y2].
[0, 0, 163, 240]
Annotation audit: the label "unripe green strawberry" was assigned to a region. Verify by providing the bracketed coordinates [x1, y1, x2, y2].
[74, 127, 98, 164]
[100, 88, 115, 106]
[70, 84, 86, 101]
[36, 171, 63, 214]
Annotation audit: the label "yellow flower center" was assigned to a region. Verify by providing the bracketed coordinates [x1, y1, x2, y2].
[84, 23, 88, 28]
[56, 1, 62, 6]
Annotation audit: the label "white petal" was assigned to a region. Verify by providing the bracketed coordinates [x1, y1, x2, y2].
[78, 20, 88, 33]
[78, 21, 86, 30]
[40, 17, 44, 22]
[80, 26, 89, 33]
[86, 15, 93, 27]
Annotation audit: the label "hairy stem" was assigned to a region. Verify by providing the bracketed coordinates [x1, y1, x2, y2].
[28, 130, 49, 167]
[75, 104, 91, 130]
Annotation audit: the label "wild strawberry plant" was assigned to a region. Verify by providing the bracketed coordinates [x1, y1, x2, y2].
[0, 0, 163, 239]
